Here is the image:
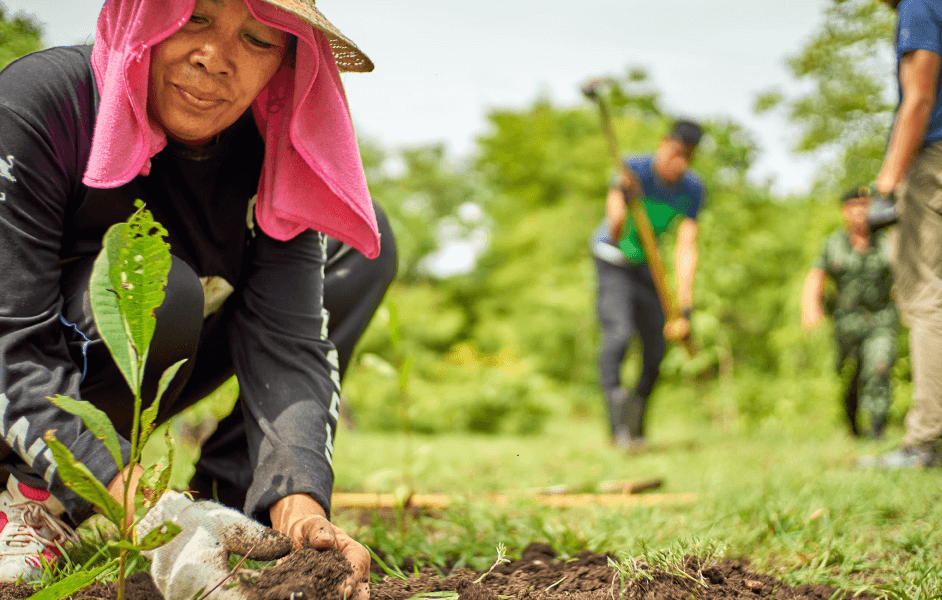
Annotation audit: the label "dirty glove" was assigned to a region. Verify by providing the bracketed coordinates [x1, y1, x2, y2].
[868, 190, 898, 232]
[270, 493, 371, 600]
[136, 491, 292, 600]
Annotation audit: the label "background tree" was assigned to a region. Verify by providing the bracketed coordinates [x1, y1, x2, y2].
[343, 69, 880, 436]
[754, 0, 895, 191]
[0, 2, 42, 69]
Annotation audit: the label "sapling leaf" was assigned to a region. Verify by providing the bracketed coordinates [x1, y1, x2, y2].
[26, 562, 112, 600]
[44, 432, 124, 526]
[139, 358, 187, 449]
[152, 429, 175, 500]
[118, 208, 171, 360]
[48, 395, 124, 471]
[113, 520, 182, 551]
[90, 222, 139, 397]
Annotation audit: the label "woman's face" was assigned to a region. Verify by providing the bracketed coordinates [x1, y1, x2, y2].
[148, 0, 288, 145]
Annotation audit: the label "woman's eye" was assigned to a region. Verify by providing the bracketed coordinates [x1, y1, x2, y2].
[188, 14, 209, 25]
[247, 36, 275, 49]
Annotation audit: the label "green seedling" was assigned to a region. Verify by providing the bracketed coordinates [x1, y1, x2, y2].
[402, 545, 512, 600]
[472, 543, 510, 585]
[37, 202, 184, 600]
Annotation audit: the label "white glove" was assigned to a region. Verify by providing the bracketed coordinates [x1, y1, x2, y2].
[136, 491, 292, 600]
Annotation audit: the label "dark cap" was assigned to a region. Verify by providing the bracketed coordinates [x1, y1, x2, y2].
[668, 120, 703, 148]
[840, 185, 871, 204]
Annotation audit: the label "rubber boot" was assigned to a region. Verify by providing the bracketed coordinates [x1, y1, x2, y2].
[843, 379, 860, 437]
[624, 391, 647, 445]
[605, 388, 630, 446]
[868, 413, 888, 439]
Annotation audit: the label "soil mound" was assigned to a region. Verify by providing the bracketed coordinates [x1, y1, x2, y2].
[246, 546, 353, 600]
[370, 542, 877, 600]
[0, 542, 875, 600]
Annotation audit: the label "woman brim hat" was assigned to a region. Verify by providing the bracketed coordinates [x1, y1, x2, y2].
[258, 0, 373, 72]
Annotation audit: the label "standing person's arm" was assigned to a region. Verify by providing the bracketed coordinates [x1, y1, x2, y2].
[607, 167, 644, 242]
[606, 188, 627, 242]
[674, 217, 698, 312]
[800, 268, 828, 331]
[877, 49, 941, 195]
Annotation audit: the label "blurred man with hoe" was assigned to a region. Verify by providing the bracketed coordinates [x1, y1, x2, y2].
[591, 120, 704, 451]
[801, 187, 898, 439]
[863, 0, 942, 467]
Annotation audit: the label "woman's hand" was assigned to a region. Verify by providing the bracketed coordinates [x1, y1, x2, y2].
[269, 493, 371, 600]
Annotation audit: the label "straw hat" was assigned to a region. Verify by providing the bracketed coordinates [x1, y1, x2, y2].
[259, 0, 373, 72]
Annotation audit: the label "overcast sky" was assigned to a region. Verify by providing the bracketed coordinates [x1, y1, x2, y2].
[4, 0, 836, 195]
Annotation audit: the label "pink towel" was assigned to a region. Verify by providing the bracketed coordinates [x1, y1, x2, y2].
[84, 0, 380, 259]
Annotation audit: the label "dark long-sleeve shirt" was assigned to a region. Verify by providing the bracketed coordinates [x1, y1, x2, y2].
[0, 46, 340, 521]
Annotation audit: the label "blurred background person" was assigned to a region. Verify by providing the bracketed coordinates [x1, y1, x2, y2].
[801, 186, 898, 439]
[590, 120, 704, 451]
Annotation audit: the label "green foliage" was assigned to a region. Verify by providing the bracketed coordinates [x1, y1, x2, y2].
[45, 204, 182, 599]
[364, 141, 492, 283]
[49, 395, 124, 471]
[346, 66, 907, 436]
[27, 563, 112, 600]
[333, 414, 942, 595]
[91, 207, 173, 396]
[0, 3, 42, 70]
[44, 432, 124, 526]
[755, 0, 896, 191]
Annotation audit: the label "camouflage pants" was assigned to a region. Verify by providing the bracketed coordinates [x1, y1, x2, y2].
[835, 324, 896, 430]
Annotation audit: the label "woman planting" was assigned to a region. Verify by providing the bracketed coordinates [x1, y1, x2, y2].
[0, 0, 394, 597]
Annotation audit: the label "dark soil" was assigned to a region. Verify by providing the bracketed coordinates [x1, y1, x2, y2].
[0, 547, 352, 600]
[0, 542, 875, 600]
[0, 572, 163, 600]
[369, 542, 877, 600]
[245, 546, 353, 600]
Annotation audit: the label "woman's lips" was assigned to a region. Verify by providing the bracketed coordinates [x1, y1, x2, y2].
[174, 84, 224, 109]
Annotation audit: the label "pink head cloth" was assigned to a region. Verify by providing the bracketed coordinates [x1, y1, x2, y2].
[84, 0, 380, 259]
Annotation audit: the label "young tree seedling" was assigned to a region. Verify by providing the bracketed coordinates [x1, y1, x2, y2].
[36, 202, 184, 600]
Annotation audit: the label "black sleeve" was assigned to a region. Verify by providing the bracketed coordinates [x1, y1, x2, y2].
[229, 229, 340, 521]
[0, 47, 129, 521]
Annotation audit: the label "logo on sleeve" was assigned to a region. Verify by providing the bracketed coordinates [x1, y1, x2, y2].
[0, 155, 16, 183]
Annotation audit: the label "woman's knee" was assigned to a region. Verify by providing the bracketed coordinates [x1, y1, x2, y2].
[372, 202, 398, 287]
[152, 256, 204, 358]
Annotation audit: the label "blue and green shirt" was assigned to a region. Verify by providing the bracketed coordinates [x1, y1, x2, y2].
[592, 155, 705, 265]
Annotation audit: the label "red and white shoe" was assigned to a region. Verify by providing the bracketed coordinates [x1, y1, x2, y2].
[0, 476, 78, 583]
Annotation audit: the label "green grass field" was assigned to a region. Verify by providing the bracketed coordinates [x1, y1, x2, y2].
[81, 375, 940, 599]
[326, 383, 942, 599]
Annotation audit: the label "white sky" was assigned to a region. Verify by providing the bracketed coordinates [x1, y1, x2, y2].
[4, 0, 834, 195]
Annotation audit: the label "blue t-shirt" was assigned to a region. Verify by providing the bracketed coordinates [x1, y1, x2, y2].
[896, 0, 942, 144]
[592, 155, 704, 265]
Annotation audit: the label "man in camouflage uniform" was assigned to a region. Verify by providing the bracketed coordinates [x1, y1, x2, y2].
[801, 187, 899, 438]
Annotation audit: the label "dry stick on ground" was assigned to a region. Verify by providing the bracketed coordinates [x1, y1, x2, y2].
[331, 492, 697, 510]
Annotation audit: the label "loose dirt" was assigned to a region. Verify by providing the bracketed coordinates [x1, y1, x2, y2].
[0, 541, 875, 599]
[370, 542, 877, 600]
[246, 546, 353, 600]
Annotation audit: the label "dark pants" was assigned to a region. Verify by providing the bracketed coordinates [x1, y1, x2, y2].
[594, 258, 665, 436]
[7, 203, 397, 511]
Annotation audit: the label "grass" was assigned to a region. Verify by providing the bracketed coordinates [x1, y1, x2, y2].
[327, 381, 942, 597]
[28, 375, 942, 598]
